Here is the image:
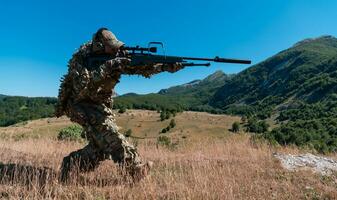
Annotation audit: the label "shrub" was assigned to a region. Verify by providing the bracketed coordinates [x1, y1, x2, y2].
[161, 127, 169, 133]
[231, 121, 240, 133]
[161, 119, 176, 133]
[246, 118, 269, 133]
[241, 116, 247, 124]
[169, 119, 176, 128]
[125, 129, 132, 137]
[263, 118, 337, 153]
[118, 107, 126, 114]
[157, 135, 171, 146]
[160, 110, 171, 121]
[57, 124, 84, 142]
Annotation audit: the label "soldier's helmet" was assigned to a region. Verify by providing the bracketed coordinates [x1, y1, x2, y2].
[92, 28, 124, 54]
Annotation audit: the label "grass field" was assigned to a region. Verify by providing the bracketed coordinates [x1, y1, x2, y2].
[0, 110, 336, 199]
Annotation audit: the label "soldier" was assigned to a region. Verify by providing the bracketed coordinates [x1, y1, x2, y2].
[56, 28, 185, 183]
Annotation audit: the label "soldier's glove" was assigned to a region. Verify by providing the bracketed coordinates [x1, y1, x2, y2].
[162, 62, 185, 73]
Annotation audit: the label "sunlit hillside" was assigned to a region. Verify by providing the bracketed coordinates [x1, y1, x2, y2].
[0, 110, 336, 199]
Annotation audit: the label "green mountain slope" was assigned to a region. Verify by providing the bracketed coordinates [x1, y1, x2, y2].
[211, 36, 337, 118]
[208, 35, 337, 152]
[158, 71, 232, 96]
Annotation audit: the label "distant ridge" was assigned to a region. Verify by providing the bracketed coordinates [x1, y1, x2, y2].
[292, 35, 337, 48]
[114, 70, 233, 112]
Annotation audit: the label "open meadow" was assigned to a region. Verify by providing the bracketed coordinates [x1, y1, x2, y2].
[0, 110, 336, 199]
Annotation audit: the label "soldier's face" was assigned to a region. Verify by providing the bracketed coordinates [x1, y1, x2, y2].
[104, 45, 116, 54]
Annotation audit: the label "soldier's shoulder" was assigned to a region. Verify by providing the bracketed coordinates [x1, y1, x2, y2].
[70, 41, 92, 60]
[68, 41, 93, 69]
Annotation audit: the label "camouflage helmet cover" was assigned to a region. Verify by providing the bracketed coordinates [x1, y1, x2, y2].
[92, 28, 124, 54]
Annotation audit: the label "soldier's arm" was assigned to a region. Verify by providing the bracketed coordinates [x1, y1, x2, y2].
[105, 58, 185, 78]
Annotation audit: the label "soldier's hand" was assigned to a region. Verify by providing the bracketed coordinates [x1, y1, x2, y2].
[162, 63, 184, 73]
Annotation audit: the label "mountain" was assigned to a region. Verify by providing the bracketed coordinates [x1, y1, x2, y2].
[114, 71, 233, 112]
[158, 71, 232, 95]
[210, 35, 337, 117]
[208, 35, 337, 152]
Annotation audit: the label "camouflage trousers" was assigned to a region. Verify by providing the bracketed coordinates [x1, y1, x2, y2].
[60, 103, 143, 183]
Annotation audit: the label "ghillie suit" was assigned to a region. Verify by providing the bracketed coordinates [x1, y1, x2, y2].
[56, 28, 184, 183]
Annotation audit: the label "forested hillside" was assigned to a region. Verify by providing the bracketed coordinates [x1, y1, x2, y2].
[0, 96, 56, 126]
[114, 71, 233, 113]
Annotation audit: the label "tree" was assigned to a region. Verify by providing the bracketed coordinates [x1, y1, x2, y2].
[232, 121, 240, 133]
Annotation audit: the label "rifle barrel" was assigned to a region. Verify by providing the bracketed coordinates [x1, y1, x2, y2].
[181, 56, 251, 64]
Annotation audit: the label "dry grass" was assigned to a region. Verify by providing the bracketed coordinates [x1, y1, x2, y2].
[0, 111, 336, 199]
[0, 117, 71, 140]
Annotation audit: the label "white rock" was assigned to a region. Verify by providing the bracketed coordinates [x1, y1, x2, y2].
[274, 153, 337, 175]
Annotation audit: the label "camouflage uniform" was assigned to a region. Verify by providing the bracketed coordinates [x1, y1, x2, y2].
[56, 28, 184, 182]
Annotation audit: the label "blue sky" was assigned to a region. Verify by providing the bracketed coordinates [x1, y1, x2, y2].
[1, 0, 337, 97]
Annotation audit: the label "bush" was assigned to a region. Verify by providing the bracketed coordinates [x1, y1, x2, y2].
[118, 106, 126, 114]
[161, 128, 167, 133]
[246, 118, 269, 133]
[263, 118, 337, 153]
[160, 110, 171, 121]
[125, 129, 132, 137]
[161, 119, 176, 133]
[169, 119, 176, 128]
[161, 127, 171, 133]
[241, 116, 247, 123]
[231, 121, 240, 133]
[157, 135, 171, 147]
[57, 124, 84, 142]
